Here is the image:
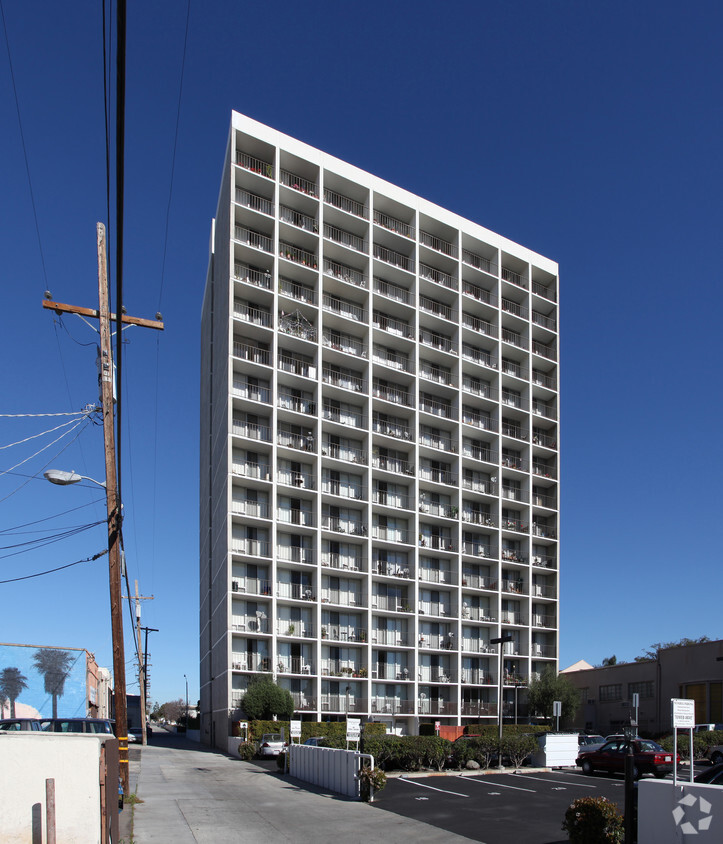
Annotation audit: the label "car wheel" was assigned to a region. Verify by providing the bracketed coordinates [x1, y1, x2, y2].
[711, 752, 723, 765]
[581, 759, 594, 775]
[654, 771, 667, 779]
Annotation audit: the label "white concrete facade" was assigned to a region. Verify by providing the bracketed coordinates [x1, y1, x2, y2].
[200, 112, 559, 747]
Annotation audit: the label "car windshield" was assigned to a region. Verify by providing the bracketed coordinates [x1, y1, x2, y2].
[637, 740, 664, 752]
[263, 734, 283, 742]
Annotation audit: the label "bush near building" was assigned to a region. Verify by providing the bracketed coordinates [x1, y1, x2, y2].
[247, 719, 386, 744]
[658, 732, 717, 761]
[561, 797, 623, 844]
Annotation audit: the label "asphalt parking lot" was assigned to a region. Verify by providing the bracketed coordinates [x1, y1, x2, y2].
[372, 769, 627, 844]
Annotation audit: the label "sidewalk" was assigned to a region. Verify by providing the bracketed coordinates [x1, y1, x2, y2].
[124, 731, 474, 843]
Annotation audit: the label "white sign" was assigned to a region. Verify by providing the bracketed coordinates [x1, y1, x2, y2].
[672, 698, 695, 728]
[346, 717, 361, 742]
[290, 719, 302, 739]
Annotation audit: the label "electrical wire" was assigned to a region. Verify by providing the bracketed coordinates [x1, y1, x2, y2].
[0, 549, 107, 584]
[0, 416, 87, 477]
[0, 0, 49, 288]
[0, 520, 107, 559]
[0, 498, 106, 534]
[0, 414, 94, 450]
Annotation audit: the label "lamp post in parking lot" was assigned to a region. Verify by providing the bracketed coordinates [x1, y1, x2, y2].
[491, 635, 513, 769]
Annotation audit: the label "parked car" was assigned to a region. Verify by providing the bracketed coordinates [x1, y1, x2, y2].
[706, 744, 723, 765]
[41, 718, 114, 735]
[0, 718, 42, 731]
[129, 725, 152, 742]
[578, 734, 605, 751]
[695, 762, 723, 785]
[303, 736, 325, 746]
[695, 724, 723, 733]
[258, 733, 287, 757]
[577, 738, 677, 779]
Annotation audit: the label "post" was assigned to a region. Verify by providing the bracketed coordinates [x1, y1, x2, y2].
[97, 223, 128, 793]
[45, 778, 56, 844]
[491, 635, 513, 770]
[134, 580, 147, 745]
[185, 674, 189, 728]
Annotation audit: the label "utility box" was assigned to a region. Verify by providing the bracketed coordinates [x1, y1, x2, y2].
[531, 732, 579, 768]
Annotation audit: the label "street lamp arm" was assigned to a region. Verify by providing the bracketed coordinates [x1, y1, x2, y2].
[44, 469, 107, 489]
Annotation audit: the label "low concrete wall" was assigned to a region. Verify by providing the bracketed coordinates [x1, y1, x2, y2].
[186, 729, 201, 742]
[0, 733, 110, 844]
[638, 778, 723, 843]
[228, 736, 243, 757]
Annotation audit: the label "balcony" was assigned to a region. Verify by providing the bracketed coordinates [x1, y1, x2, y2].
[231, 538, 271, 558]
[373, 244, 414, 273]
[373, 345, 413, 374]
[532, 339, 557, 361]
[419, 229, 457, 258]
[462, 472, 496, 494]
[323, 293, 365, 322]
[501, 327, 527, 350]
[373, 558, 412, 577]
[461, 639, 494, 655]
[462, 510, 496, 528]
[372, 489, 411, 510]
[277, 427, 315, 452]
[461, 701, 497, 717]
[277, 582, 317, 601]
[462, 541, 492, 559]
[532, 582, 557, 599]
[532, 522, 557, 539]
[277, 545, 316, 564]
[418, 430, 456, 453]
[321, 478, 365, 501]
[462, 406, 495, 431]
[321, 442, 367, 464]
[463, 443, 495, 464]
[371, 595, 412, 613]
[418, 699, 457, 716]
[277, 656, 315, 676]
[321, 624, 367, 643]
[419, 364, 454, 388]
[279, 203, 318, 233]
[500, 611, 525, 625]
[232, 460, 270, 481]
[462, 312, 496, 338]
[532, 489, 556, 508]
[279, 168, 317, 197]
[418, 535, 455, 553]
[371, 698, 414, 715]
[324, 258, 367, 288]
[322, 695, 368, 713]
[501, 513, 528, 532]
[502, 578, 527, 595]
[233, 300, 271, 328]
[462, 248, 497, 276]
[372, 454, 414, 476]
[461, 669, 494, 685]
[373, 664, 411, 681]
[532, 460, 556, 479]
[322, 516, 367, 536]
[418, 666, 456, 683]
[372, 414, 412, 441]
[231, 653, 271, 672]
[231, 500, 269, 519]
[276, 508, 315, 528]
[322, 330, 367, 358]
[419, 394, 454, 420]
[321, 588, 363, 608]
[323, 365, 365, 393]
[374, 276, 411, 305]
[234, 263, 272, 290]
[532, 428, 557, 449]
[231, 576, 271, 595]
[501, 297, 528, 320]
[501, 548, 526, 563]
[324, 188, 367, 219]
[419, 466, 456, 486]
[419, 263, 456, 290]
[461, 605, 495, 622]
[501, 266, 527, 289]
[532, 310, 556, 331]
[371, 628, 409, 647]
[532, 369, 557, 391]
[532, 279, 556, 302]
[418, 566, 452, 585]
[373, 311, 413, 339]
[236, 151, 274, 179]
[290, 692, 317, 711]
[321, 551, 363, 572]
[233, 341, 271, 367]
[501, 420, 528, 441]
[323, 402, 365, 429]
[277, 468, 315, 490]
[324, 223, 367, 253]
[462, 279, 494, 305]
[279, 276, 317, 305]
[276, 620, 316, 638]
[532, 400, 557, 421]
[280, 241, 318, 269]
[462, 343, 494, 369]
[372, 381, 414, 407]
[531, 552, 556, 568]
[532, 614, 557, 629]
[371, 526, 410, 545]
[502, 390, 523, 409]
[501, 358, 527, 379]
[419, 295, 454, 321]
[234, 226, 273, 253]
[373, 210, 415, 239]
[322, 660, 365, 678]
[278, 391, 316, 415]
[232, 418, 271, 443]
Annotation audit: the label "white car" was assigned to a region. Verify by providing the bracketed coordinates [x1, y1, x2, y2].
[258, 733, 286, 757]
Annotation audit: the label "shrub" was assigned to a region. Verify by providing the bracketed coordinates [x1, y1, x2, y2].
[358, 766, 387, 802]
[658, 733, 709, 761]
[361, 735, 451, 771]
[451, 735, 499, 769]
[276, 751, 288, 772]
[562, 797, 624, 843]
[500, 732, 538, 768]
[237, 741, 256, 761]
[242, 677, 294, 721]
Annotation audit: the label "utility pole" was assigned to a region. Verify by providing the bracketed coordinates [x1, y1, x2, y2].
[141, 626, 159, 720]
[42, 222, 164, 793]
[131, 580, 153, 746]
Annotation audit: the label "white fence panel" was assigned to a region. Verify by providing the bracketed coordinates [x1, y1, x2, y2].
[288, 745, 373, 799]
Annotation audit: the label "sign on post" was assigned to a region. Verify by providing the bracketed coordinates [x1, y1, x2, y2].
[346, 717, 361, 744]
[671, 698, 695, 786]
[290, 720, 302, 743]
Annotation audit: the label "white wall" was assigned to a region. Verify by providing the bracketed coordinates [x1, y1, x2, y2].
[638, 779, 723, 843]
[0, 734, 105, 844]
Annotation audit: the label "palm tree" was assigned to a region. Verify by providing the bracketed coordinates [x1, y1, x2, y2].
[33, 648, 74, 718]
[0, 667, 29, 717]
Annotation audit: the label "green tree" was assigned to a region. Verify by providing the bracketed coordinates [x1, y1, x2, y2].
[241, 676, 294, 720]
[601, 655, 617, 666]
[33, 648, 74, 718]
[635, 636, 710, 662]
[0, 667, 29, 717]
[527, 666, 579, 724]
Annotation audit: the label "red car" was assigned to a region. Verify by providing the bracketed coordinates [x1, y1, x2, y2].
[577, 738, 677, 779]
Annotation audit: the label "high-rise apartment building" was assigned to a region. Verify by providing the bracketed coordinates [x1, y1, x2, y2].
[200, 112, 559, 747]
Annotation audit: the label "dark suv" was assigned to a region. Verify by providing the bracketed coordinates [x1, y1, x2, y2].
[41, 718, 114, 735]
[0, 718, 42, 731]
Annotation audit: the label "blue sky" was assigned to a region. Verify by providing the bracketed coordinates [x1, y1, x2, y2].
[1, 0, 721, 708]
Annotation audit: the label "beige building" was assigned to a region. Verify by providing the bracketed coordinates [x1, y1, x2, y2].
[562, 639, 723, 735]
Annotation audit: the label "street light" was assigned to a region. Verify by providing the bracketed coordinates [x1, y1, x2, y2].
[491, 635, 514, 770]
[184, 674, 189, 729]
[44, 469, 106, 488]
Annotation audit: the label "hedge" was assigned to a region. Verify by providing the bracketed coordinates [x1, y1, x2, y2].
[362, 735, 452, 771]
[658, 733, 712, 761]
[247, 719, 386, 745]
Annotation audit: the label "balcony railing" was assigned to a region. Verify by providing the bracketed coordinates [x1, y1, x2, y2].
[374, 276, 410, 305]
[532, 552, 556, 568]
[462, 279, 494, 304]
[232, 460, 270, 481]
[419, 295, 454, 321]
[419, 365, 454, 387]
[419, 466, 456, 486]
[372, 382, 414, 407]
[502, 579, 527, 595]
[418, 699, 457, 715]
[532, 310, 556, 331]
[279, 168, 318, 197]
[462, 312, 496, 338]
[532, 522, 557, 539]
[230, 654, 271, 672]
[533, 401, 557, 421]
[501, 421, 527, 441]
[532, 583, 557, 599]
[419, 263, 456, 290]
[232, 419, 271, 442]
[462, 343, 494, 368]
[502, 327, 527, 349]
[372, 454, 415, 475]
[235, 187, 274, 216]
[372, 490, 411, 510]
[501, 266, 527, 289]
[371, 526, 410, 544]
[276, 508, 315, 527]
[290, 692, 317, 711]
[323, 367, 365, 393]
[419, 394, 454, 419]
[277, 545, 316, 564]
[532, 279, 556, 302]
[234, 226, 273, 253]
[462, 248, 497, 276]
[501, 358, 526, 379]
[501, 515, 528, 532]
[372, 415, 412, 440]
[461, 639, 494, 654]
[418, 632, 455, 649]
[373, 665, 411, 681]
[321, 516, 367, 536]
[374, 312, 413, 338]
[374, 210, 414, 239]
[321, 481, 365, 500]
[371, 629, 409, 647]
[231, 538, 271, 558]
[322, 660, 364, 678]
[373, 243, 414, 273]
[373, 559, 412, 578]
[323, 404, 365, 428]
[321, 625, 367, 643]
[234, 263, 272, 289]
[532, 461, 556, 479]
[231, 500, 269, 519]
[277, 582, 317, 601]
[277, 656, 315, 675]
[231, 576, 271, 595]
[532, 339, 557, 360]
[323, 293, 365, 322]
[278, 275, 317, 305]
[322, 331, 367, 358]
[324, 223, 367, 253]
[236, 151, 274, 179]
[371, 595, 411, 612]
[233, 301, 271, 327]
[419, 229, 457, 258]
[278, 354, 316, 379]
[277, 469, 316, 489]
[418, 432, 456, 453]
[324, 258, 367, 288]
[420, 329, 456, 355]
[462, 474, 496, 494]
[500, 611, 525, 626]
[233, 340, 271, 366]
[532, 490, 556, 508]
[532, 369, 557, 391]
[279, 204, 318, 233]
[461, 606, 495, 623]
[461, 701, 497, 717]
[373, 346, 413, 373]
[532, 614, 557, 629]
[418, 536, 455, 553]
[324, 188, 368, 219]
[462, 407, 495, 431]
[501, 548, 526, 564]
[279, 241, 318, 269]
[462, 511, 496, 527]
[371, 698, 414, 715]
[462, 541, 492, 558]
[419, 567, 453, 585]
[278, 392, 316, 415]
[461, 669, 494, 685]
[321, 443, 367, 464]
[501, 297, 528, 319]
[276, 621, 316, 638]
[419, 666, 456, 683]
[321, 589, 363, 608]
[321, 552, 363, 571]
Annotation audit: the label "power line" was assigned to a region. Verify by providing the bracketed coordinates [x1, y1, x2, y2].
[0, 498, 106, 534]
[0, 549, 107, 584]
[0, 520, 106, 559]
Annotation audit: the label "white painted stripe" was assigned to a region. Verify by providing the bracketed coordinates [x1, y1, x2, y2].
[398, 778, 469, 798]
[457, 775, 535, 793]
[514, 773, 598, 788]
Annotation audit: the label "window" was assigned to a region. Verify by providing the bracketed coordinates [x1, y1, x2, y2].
[599, 684, 622, 702]
[628, 681, 654, 699]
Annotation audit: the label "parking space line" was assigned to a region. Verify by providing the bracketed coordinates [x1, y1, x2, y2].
[457, 776, 535, 793]
[398, 778, 470, 798]
[513, 773, 598, 788]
